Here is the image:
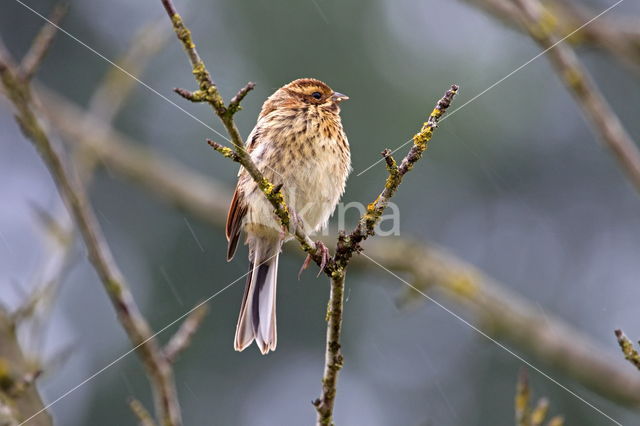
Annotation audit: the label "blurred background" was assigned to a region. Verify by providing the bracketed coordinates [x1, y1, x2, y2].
[2, 0, 640, 424]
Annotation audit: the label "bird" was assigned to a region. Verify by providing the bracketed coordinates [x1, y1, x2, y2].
[226, 78, 351, 354]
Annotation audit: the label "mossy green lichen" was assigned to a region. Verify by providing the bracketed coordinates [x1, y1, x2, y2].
[171, 14, 195, 49]
[448, 274, 477, 299]
[0, 359, 14, 392]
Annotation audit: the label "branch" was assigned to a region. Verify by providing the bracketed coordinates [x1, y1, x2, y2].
[38, 84, 640, 407]
[0, 40, 183, 426]
[164, 305, 208, 363]
[19, 3, 68, 81]
[128, 398, 157, 426]
[0, 308, 52, 426]
[333, 86, 458, 270]
[614, 329, 640, 371]
[501, 0, 640, 194]
[313, 86, 458, 425]
[515, 369, 564, 426]
[161, 0, 322, 266]
[462, 0, 640, 73]
[161, 1, 461, 420]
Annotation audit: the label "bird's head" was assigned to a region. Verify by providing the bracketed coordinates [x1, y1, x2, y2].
[261, 78, 348, 117]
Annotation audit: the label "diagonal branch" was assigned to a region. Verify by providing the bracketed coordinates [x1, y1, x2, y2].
[462, 0, 640, 74]
[0, 35, 183, 426]
[164, 304, 208, 363]
[314, 86, 458, 426]
[160, 0, 323, 266]
[19, 3, 68, 81]
[509, 0, 640, 194]
[614, 329, 640, 371]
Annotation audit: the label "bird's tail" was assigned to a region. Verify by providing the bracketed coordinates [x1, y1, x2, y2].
[234, 238, 280, 354]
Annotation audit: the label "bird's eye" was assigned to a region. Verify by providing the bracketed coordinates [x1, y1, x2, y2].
[311, 91, 322, 99]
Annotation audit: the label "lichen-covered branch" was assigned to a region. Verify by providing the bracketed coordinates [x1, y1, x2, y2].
[160, 1, 459, 422]
[161, 0, 323, 266]
[0, 32, 186, 426]
[332, 85, 458, 271]
[313, 85, 458, 425]
[38, 84, 640, 408]
[614, 329, 640, 371]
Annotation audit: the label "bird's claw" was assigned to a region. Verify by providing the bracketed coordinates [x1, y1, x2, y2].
[298, 241, 331, 279]
[315, 241, 329, 277]
[298, 254, 312, 280]
[289, 207, 303, 233]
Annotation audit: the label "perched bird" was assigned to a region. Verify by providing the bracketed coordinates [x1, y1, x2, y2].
[226, 78, 351, 354]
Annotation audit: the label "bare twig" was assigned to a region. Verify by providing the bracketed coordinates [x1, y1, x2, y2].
[0, 36, 183, 426]
[38, 84, 640, 407]
[164, 305, 208, 363]
[19, 3, 68, 81]
[228, 81, 256, 114]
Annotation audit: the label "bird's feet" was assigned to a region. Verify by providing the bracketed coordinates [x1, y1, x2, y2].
[298, 241, 331, 279]
[279, 207, 304, 240]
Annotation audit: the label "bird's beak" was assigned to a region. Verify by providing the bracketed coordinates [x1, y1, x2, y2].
[331, 91, 349, 102]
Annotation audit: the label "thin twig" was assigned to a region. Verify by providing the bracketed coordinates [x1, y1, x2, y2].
[228, 81, 256, 114]
[39, 84, 640, 408]
[128, 398, 157, 426]
[511, 0, 640, 194]
[164, 304, 208, 363]
[614, 329, 640, 371]
[19, 3, 68, 81]
[0, 39, 183, 426]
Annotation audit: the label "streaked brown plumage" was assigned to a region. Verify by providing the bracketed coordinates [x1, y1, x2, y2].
[226, 78, 351, 354]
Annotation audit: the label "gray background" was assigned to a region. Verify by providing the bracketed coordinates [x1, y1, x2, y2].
[2, 0, 640, 424]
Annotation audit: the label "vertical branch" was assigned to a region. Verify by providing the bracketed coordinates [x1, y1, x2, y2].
[313, 271, 346, 425]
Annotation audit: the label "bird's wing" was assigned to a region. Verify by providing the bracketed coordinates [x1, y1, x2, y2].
[225, 185, 246, 261]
